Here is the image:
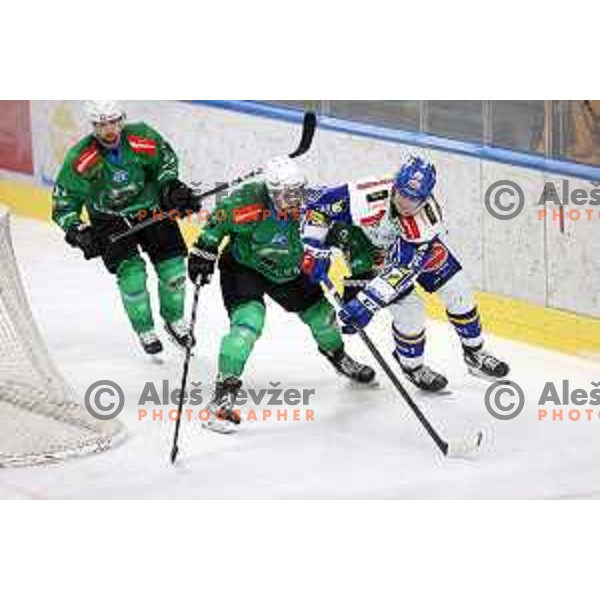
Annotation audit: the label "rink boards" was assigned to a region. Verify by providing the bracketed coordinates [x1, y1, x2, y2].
[1, 100, 599, 357]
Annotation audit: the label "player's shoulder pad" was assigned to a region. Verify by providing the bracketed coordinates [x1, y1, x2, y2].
[125, 122, 161, 157]
[352, 176, 394, 192]
[67, 135, 102, 176]
[218, 180, 267, 222]
[223, 181, 267, 208]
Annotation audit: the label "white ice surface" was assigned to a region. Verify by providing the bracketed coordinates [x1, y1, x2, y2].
[1, 216, 599, 499]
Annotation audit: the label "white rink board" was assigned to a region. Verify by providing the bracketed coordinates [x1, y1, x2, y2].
[544, 173, 600, 316]
[27, 100, 600, 317]
[481, 161, 547, 305]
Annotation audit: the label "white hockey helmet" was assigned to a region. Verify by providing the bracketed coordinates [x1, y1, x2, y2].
[84, 100, 125, 125]
[262, 156, 307, 210]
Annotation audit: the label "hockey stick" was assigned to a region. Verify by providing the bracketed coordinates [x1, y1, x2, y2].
[323, 278, 482, 457]
[170, 280, 202, 465]
[110, 111, 317, 245]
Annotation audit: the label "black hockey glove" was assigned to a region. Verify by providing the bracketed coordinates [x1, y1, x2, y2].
[65, 223, 102, 260]
[188, 245, 217, 286]
[160, 179, 201, 212]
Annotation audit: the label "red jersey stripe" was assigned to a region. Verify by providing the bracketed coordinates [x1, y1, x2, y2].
[360, 209, 386, 227]
[232, 204, 264, 224]
[356, 178, 394, 191]
[400, 215, 421, 240]
[74, 144, 101, 174]
[127, 134, 157, 156]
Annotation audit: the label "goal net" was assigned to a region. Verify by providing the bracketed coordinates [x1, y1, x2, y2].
[0, 206, 126, 467]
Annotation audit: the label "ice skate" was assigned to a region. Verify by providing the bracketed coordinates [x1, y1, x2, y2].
[139, 330, 163, 355]
[464, 347, 510, 380]
[164, 319, 195, 350]
[321, 347, 377, 385]
[393, 351, 448, 392]
[203, 377, 243, 434]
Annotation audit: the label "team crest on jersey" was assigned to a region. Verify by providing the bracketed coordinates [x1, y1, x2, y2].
[270, 232, 288, 246]
[422, 242, 449, 272]
[112, 169, 129, 184]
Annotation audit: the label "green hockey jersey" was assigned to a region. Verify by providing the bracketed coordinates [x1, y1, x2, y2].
[195, 181, 307, 284]
[52, 122, 178, 230]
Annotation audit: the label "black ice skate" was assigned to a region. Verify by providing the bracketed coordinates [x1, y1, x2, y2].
[402, 365, 449, 392]
[464, 347, 510, 379]
[321, 347, 376, 385]
[394, 353, 448, 392]
[164, 319, 195, 350]
[139, 330, 163, 355]
[203, 377, 243, 434]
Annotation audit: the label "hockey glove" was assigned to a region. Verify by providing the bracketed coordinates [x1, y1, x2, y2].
[338, 288, 385, 334]
[300, 246, 332, 284]
[188, 245, 217, 286]
[65, 223, 102, 260]
[161, 179, 201, 213]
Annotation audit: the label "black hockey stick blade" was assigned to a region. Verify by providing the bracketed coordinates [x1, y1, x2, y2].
[288, 111, 317, 158]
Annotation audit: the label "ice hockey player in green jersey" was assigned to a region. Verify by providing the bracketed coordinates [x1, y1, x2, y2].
[52, 101, 199, 355]
[187, 156, 376, 433]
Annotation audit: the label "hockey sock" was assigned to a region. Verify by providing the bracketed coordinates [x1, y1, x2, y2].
[299, 298, 344, 354]
[156, 257, 186, 324]
[446, 307, 483, 351]
[392, 324, 425, 371]
[219, 301, 266, 379]
[116, 257, 154, 334]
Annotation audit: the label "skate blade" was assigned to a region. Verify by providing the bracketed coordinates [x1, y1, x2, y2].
[403, 376, 453, 396]
[202, 420, 239, 435]
[331, 369, 381, 389]
[467, 366, 507, 383]
[344, 377, 381, 390]
[413, 386, 454, 397]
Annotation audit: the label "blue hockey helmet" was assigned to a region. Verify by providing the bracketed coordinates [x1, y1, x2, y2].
[393, 156, 437, 201]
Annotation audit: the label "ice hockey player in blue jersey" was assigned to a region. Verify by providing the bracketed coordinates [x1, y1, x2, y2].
[300, 155, 510, 393]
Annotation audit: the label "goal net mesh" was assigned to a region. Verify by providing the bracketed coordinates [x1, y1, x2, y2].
[0, 206, 126, 467]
